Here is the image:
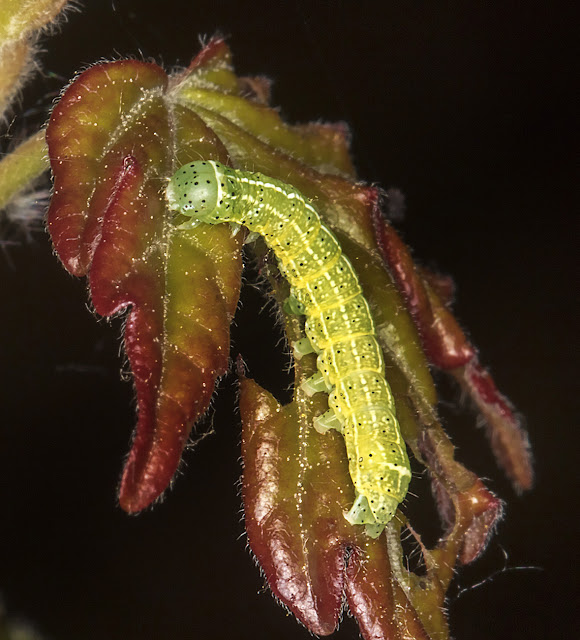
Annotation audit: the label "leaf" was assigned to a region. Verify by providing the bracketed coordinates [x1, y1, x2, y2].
[240, 373, 349, 635]
[0, 130, 48, 212]
[371, 211, 475, 369]
[372, 207, 533, 491]
[0, 0, 70, 116]
[452, 360, 533, 492]
[47, 55, 243, 512]
[239, 373, 436, 639]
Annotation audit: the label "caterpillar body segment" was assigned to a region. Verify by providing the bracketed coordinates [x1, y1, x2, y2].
[167, 160, 411, 535]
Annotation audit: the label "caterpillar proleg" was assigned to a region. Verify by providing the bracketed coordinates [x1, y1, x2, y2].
[166, 160, 411, 535]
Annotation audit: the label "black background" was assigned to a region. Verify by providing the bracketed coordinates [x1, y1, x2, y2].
[1, 2, 576, 639]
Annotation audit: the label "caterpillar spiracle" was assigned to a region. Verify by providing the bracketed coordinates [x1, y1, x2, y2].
[166, 160, 411, 536]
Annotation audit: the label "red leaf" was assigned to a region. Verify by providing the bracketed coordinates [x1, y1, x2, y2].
[47, 60, 169, 277]
[346, 540, 431, 640]
[371, 195, 533, 493]
[47, 57, 242, 512]
[454, 360, 534, 493]
[240, 374, 349, 634]
[371, 207, 475, 369]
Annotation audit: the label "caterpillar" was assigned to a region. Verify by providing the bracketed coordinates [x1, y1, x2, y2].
[166, 160, 411, 536]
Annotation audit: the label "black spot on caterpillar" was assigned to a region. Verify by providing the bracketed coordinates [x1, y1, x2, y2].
[166, 160, 411, 536]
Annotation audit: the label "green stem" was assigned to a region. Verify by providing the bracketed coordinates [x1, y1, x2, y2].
[0, 129, 49, 211]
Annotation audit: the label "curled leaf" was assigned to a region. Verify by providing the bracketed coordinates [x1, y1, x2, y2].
[47, 54, 243, 512]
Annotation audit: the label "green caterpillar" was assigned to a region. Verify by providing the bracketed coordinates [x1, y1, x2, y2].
[166, 160, 411, 536]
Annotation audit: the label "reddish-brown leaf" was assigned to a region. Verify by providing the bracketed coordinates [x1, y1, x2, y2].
[371, 196, 533, 494]
[452, 360, 534, 493]
[346, 537, 432, 640]
[371, 207, 475, 369]
[240, 374, 350, 634]
[47, 56, 243, 512]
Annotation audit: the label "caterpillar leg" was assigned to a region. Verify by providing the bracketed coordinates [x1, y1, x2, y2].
[313, 409, 343, 434]
[344, 493, 377, 526]
[293, 337, 315, 360]
[283, 295, 306, 315]
[174, 217, 201, 231]
[301, 372, 332, 396]
[244, 230, 261, 244]
[364, 523, 386, 539]
[229, 223, 260, 243]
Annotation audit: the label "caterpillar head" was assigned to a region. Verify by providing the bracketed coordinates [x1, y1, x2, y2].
[166, 161, 221, 225]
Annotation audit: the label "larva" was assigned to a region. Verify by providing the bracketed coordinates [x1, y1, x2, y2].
[166, 160, 411, 535]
